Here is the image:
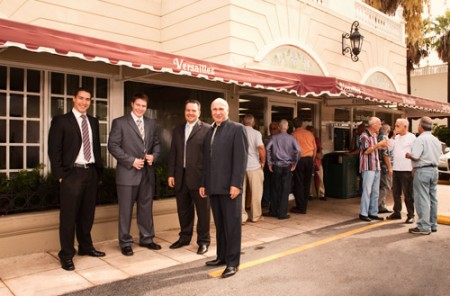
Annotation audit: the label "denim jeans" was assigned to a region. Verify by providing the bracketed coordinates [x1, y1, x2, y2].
[360, 170, 380, 216]
[413, 167, 438, 231]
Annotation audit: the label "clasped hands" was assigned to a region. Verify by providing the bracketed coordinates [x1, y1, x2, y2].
[133, 154, 154, 170]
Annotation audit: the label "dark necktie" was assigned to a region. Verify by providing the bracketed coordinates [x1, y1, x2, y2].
[137, 119, 145, 141]
[81, 115, 91, 161]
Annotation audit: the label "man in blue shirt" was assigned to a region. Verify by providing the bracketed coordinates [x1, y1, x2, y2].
[406, 116, 441, 235]
[266, 119, 300, 219]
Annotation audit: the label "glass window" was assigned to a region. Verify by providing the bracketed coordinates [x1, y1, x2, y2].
[51, 97, 65, 117]
[10, 120, 23, 143]
[51, 72, 64, 94]
[354, 109, 372, 122]
[0, 93, 5, 116]
[10, 94, 24, 117]
[82, 76, 94, 92]
[26, 147, 40, 168]
[27, 95, 40, 118]
[96, 101, 108, 121]
[297, 102, 316, 127]
[238, 95, 265, 133]
[0, 66, 6, 90]
[0, 65, 43, 176]
[96, 78, 108, 98]
[67, 74, 79, 95]
[27, 69, 41, 92]
[26, 121, 40, 143]
[9, 146, 23, 169]
[10, 68, 24, 91]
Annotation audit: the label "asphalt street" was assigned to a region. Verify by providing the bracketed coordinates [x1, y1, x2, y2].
[65, 216, 450, 296]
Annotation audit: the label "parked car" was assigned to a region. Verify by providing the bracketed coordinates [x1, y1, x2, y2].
[438, 147, 450, 180]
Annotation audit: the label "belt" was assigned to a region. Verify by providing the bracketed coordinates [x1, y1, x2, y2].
[73, 163, 95, 169]
[414, 164, 436, 169]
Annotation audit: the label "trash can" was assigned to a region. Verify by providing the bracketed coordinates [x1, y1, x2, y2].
[322, 152, 358, 198]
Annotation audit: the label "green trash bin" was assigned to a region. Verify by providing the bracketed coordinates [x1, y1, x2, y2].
[322, 152, 358, 198]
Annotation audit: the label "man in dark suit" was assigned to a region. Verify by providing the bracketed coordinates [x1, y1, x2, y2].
[168, 99, 211, 255]
[200, 98, 248, 278]
[48, 87, 105, 271]
[108, 93, 161, 256]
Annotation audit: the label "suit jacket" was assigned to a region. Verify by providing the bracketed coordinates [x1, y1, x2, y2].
[168, 120, 210, 192]
[202, 119, 248, 195]
[108, 114, 160, 186]
[48, 111, 103, 180]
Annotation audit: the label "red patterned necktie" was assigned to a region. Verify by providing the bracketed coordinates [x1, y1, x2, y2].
[81, 115, 91, 161]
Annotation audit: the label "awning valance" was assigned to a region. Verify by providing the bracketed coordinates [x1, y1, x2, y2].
[1, 18, 449, 115]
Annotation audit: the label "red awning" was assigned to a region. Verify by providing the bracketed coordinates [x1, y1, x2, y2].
[1, 18, 449, 114]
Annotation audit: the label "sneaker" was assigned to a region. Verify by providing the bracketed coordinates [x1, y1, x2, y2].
[408, 227, 431, 235]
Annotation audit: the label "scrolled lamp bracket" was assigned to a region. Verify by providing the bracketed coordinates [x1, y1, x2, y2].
[342, 21, 364, 62]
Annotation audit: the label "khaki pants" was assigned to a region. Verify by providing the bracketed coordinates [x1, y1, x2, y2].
[242, 168, 264, 222]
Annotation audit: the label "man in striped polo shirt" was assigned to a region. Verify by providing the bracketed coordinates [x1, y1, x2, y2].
[359, 117, 388, 222]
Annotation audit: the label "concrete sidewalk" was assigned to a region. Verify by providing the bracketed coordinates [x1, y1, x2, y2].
[0, 184, 448, 296]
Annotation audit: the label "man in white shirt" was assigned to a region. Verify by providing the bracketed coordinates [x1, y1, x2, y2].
[241, 114, 266, 223]
[387, 118, 416, 224]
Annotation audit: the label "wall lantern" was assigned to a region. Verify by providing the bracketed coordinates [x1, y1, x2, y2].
[342, 21, 364, 62]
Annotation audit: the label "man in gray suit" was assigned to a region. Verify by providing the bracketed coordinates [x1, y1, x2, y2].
[200, 98, 248, 278]
[108, 93, 161, 256]
[168, 99, 211, 255]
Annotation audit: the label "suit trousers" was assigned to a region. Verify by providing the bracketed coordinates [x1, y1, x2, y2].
[293, 156, 314, 212]
[241, 168, 264, 222]
[117, 168, 155, 248]
[270, 165, 292, 218]
[58, 166, 98, 260]
[392, 171, 414, 218]
[176, 176, 211, 245]
[210, 194, 242, 268]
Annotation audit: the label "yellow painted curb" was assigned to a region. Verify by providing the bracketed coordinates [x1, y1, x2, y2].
[208, 220, 389, 278]
[437, 215, 450, 225]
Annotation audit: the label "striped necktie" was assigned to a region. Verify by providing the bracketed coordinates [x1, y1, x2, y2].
[80, 115, 91, 161]
[136, 118, 145, 140]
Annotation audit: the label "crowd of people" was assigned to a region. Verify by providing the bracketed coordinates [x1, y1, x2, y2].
[48, 89, 442, 278]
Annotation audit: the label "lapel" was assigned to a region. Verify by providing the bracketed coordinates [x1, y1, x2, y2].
[127, 114, 144, 143]
[69, 111, 82, 140]
[187, 121, 201, 142]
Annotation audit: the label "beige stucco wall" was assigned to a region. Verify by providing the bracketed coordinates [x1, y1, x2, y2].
[0, 0, 408, 91]
[411, 71, 447, 103]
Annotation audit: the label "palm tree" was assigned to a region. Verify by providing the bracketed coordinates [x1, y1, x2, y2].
[429, 11, 450, 104]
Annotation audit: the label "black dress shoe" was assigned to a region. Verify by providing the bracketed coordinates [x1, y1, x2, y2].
[140, 242, 162, 250]
[378, 208, 392, 214]
[78, 249, 106, 257]
[205, 258, 226, 266]
[197, 244, 208, 255]
[278, 214, 290, 220]
[221, 266, 238, 278]
[60, 259, 75, 271]
[290, 207, 306, 214]
[121, 246, 134, 256]
[368, 215, 384, 221]
[359, 214, 371, 222]
[387, 213, 402, 220]
[405, 217, 415, 224]
[170, 240, 190, 249]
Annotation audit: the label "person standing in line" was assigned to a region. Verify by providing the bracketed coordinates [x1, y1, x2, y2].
[108, 93, 161, 256]
[306, 125, 326, 201]
[261, 122, 280, 209]
[386, 118, 416, 224]
[241, 114, 266, 224]
[358, 117, 388, 222]
[48, 87, 105, 271]
[265, 119, 300, 219]
[406, 116, 441, 235]
[378, 124, 393, 214]
[291, 117, 316, 214]
[167, 99, 211, 255]
[200, 98, 248, 278]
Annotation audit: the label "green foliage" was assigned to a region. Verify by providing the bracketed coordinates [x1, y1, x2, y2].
[433, 124, 450, 146]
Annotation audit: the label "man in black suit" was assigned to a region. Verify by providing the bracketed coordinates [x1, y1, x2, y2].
[168, 99, 211, 255]
[200, 98, 248, 278]
[48, 87, 105, 271]
[108, 93, 161, 256]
